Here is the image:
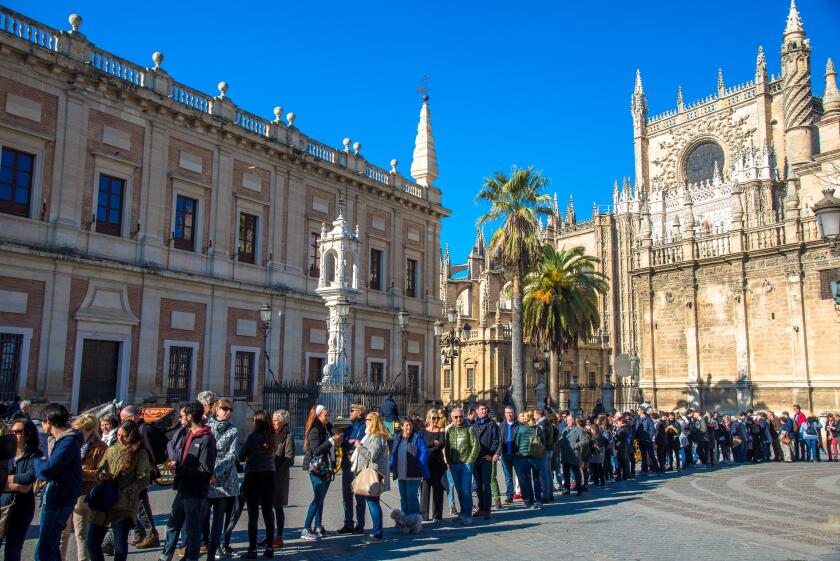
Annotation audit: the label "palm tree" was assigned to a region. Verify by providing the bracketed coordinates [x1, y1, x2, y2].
[477, 166, 552, 413]
[523, 244, 608, 408]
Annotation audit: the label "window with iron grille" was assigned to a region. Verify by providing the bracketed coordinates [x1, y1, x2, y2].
[369, 361, 384, 385]
[443, 369, 451, 389]
[588, 372, 597, 388]
[370, 248, 383, 291]
[406, 258, 418, 298]
[466, 367, 475, 389]
[0, 148, 34, 217]
[174, 195, 197, 251]
[238, 213, 257, 264]
[234, 350, 255, 400]
[0, 333, 22, 402]
[96, 175, 124, 236]
[166, 346, 192, 402]
[819, 268, 840, 299]
[407, 364, 420, 403]
[308, 232, 320, 277]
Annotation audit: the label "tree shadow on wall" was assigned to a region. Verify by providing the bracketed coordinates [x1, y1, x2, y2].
[673, 375, 768, 414]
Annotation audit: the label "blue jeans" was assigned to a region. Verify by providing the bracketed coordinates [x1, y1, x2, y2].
[160, 492, 206, 561]
[398, 479, 421, 516]
[448, 463, 473, 516]
[472, 459, 493, 512]
[806, 439, 818, 462]
[446, 469, 456, 510]
[512, 456, 535, 503]
[303, 473, 331, 531]
[35, 505, 74, 561]
[500, 455, 516, 499]
[365, 496, 382, 538]
[539, 451, 554, 501]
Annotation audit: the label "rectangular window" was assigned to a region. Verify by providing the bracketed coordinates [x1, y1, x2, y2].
[820, 268, 840, 300]
[0, 148, 34, 217]
[588, 372, 597, 388]
[0, 333, 22, 402]
[406, 258, 418, 298]
[443, 369, 451, 389]
[466, 367, 475, 389]
[307, 356, 324, 385]
[308, 232, 320, 277]
[234, 350, 255, 400]
[95, 175, 124, 236]
[563, 371, 571, 387]
[370, 248, 383, 291]
[369, 361, 384, 385]
[407, 364, 420, 403]
[238, 212, 257, 264]
[166, 346, 192, 402]
[173, 195, 197, 251]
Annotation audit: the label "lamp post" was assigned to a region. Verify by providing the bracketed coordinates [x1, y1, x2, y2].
[397, 309, 410, 399]
[434, 308, 464, 396]
[814, 188, 840, 304]
[259, 303, 278, 390]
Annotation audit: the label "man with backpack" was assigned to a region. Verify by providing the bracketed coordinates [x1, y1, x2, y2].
[472, 403, 500, 519]
[533, 408, 555, 502]
[120, 405, 167, 548]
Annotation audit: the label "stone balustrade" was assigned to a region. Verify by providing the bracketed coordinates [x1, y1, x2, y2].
[0, 6, 430, 203]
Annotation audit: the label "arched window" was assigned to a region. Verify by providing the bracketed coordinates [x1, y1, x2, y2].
[325, 251, 336, 284]
[456, 288, 471, 317]
[684, 141, 724, 184]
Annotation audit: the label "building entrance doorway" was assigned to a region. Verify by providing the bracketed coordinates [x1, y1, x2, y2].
[78, 339, 120, 412]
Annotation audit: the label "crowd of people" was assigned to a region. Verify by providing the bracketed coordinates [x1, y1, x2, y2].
[0, 393, 837, 561]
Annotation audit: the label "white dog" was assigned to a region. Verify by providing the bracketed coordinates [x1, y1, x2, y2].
[390, 508, 423, 534]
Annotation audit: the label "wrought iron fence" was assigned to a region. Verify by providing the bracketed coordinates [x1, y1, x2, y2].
[262, 381, 408, 440]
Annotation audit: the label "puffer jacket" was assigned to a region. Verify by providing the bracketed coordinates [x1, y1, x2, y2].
[443, 424, 478, 465]
[208, 416, 239, 498]
[513, 423, 540, 458]
[90, 445, 152, 527]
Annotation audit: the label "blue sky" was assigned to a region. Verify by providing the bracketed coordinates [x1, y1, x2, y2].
[11, 1, 840, 262]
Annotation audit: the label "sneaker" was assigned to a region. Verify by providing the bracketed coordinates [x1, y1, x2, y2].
[218, 546, 234, 558]
[336, 525, 355, 535]
[300, 529, 319, 541]
[471, 507, 481, 517]
[362, 534, 383, 543]
[531, 502, 543, 510]
[135, 532, 160, 549]
[315, 527, 337, 538]
[460, 516, 473, 526]
[512, 493, 521, 500]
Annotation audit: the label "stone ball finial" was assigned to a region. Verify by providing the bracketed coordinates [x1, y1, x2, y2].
[342, 138, 351, 151]
[390, 158, 398, 172]
[286, 112, 296, 126]
[352, 141, 361, 154]
[273, 106, 283, 122]
[217, 82, 228, 97]
[152, 52, 164, 69]
[69, 14, 82, 32]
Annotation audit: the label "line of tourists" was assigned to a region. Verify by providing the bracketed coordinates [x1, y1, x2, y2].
[0, 396, 836, 561]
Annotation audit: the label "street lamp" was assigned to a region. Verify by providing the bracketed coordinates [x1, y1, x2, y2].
[436, 310, 463, 366]
[397, 309, 411, 401]
[259, 303, 279, 390]
[814, 188, 840, 248]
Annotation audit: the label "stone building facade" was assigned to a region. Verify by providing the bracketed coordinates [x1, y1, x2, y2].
[0, 9, 449, 415]
[441, 1, 840, 414]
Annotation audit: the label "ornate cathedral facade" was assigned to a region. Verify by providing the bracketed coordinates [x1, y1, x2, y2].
[441, 1, 840, 414]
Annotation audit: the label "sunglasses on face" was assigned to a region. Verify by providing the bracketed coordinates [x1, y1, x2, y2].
[12, 429, 23, 435]
[431, 416, 439, 420]
[365, 417, 373, 422]
[452, 415, 463, 419]
[218, 406, 232, 412]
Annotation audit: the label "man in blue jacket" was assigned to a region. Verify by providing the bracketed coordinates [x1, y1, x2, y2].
[34, 403, 83, 561]
[473, 403, 500, 519]
[634, 406, 660, 474]
[337, 404, 368, 534]
[499, 406, 519, 504]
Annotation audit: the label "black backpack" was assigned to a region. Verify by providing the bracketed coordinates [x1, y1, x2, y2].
[805, 422, 817, 436]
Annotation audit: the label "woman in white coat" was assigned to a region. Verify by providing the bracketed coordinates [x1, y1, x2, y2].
[351, 411, 390, 543]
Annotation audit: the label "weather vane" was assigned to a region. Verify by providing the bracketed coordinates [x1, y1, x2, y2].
[417, 74, 432, 101]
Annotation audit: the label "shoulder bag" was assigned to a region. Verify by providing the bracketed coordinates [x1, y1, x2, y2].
[351, 467, 384, 497]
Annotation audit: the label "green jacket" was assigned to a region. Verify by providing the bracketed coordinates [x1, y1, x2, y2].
[444, 424, 479, 465]
[514, 424, 540, 458]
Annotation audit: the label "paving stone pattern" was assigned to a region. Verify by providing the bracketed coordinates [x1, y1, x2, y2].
[21, 461, 840, 561]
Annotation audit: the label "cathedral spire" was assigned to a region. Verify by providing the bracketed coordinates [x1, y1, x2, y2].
[677, 86, 684, 112]
[410, 94, 438, 188]
[755, 46, 767, 84]
[717, 67, 725, 96]
[784, 0, 805, 39]
[824, 58, 840, 116]
[634, 69, 644, 95]
[631, 69, 648, 135]
[565, 195, 576, 226]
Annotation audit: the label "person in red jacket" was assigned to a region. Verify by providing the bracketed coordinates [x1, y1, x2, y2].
[792, 405, 807, 462]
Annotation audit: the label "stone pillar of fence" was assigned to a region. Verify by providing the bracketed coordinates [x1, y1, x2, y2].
[58, 14, 92, 62]
[145, 52, 172, 96]
[209, 82, 235, 121]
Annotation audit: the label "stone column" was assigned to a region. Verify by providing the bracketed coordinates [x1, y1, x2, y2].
[784, 256, 812, 410]
[730, 269, 752, 412]
[682, 272, 701, 410]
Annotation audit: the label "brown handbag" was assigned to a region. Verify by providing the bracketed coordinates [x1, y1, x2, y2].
[351, 467, 385, 497]
[780, 435, 791, 446]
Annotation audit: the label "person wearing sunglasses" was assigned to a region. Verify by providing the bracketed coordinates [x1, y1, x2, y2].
[443, 408, 478, 525]
[0, 419, 41, 561]
[351, 412, 390, 542]
[205, 399, 239, 561]
[421, 409, 446, 521]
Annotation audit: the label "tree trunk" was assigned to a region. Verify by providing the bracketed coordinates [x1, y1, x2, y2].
[549, 347, 559, 408]
[511, 274, 525, 413]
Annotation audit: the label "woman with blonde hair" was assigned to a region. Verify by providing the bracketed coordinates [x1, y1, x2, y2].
[61, 413, 107, 561]
[271, 409, 295, 549]
[352, 411, 390, 542]
[301, 405, 341, 540]
[421, 409, 446, 521]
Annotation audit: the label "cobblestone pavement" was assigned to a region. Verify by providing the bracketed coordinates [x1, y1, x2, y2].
[21, 460, 840, 561]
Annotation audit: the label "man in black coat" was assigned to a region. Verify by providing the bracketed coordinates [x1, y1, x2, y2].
[472, 403, 500, 518]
